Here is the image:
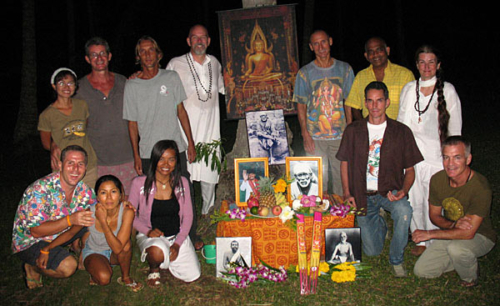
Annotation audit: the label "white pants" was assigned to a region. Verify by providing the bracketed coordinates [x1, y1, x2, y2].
[136, 233, 201, 282]
[201, 181, 216, 215]
[409, 162, 441, 247]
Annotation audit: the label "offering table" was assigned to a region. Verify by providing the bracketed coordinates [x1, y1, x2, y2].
[216, 205, 354, 269]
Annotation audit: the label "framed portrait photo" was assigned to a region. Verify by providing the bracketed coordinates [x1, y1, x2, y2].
[216, 237, 252, 278]
[234, 157, 269, 207]
[245, 109, 289, 165]
[285, 156, 322, 201]
[325, 228, 361, 265]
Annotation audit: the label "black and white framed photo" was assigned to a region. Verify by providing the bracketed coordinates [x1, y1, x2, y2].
[245, 109, 289, 165]
[285, 156, 322, 201]
[325, 228, 361, 264]
[216, 237, 252, 278]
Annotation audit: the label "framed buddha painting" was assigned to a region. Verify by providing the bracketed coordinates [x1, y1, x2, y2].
[218, 4, 299, 119]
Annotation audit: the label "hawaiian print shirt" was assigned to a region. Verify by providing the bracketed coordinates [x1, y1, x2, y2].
[11, 172, 96, 253]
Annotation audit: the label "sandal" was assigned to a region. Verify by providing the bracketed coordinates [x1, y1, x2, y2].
[147, 272, 161, 288]
[117, 277, 144, 292]
[89, 276, 98, 286]
[23, 263, 43, 289]
[460, 279, 478, 288]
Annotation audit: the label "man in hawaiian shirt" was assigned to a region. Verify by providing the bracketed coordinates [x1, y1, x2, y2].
[12, 145, 96, 289]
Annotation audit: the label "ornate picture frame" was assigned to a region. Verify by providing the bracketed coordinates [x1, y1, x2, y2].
[234, 157, 269, 207]
[285, 156, 322, 202]
[218, 4, 299, 119]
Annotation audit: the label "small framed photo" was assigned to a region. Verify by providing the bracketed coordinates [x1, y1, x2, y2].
[245, 109, 289, 165]
[216, 237, 253, 278]
[285, 156, 322, 201]
[234, 157, 269, 207]
[325, 228, 361, 264]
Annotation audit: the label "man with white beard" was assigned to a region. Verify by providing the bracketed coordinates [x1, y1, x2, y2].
[290, 163, 319, 199]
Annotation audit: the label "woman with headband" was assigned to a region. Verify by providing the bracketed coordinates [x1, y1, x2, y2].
[38, 67, 98, 188]
[397, 46, 462, 256]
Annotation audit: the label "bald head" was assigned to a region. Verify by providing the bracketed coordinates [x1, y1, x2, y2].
[364, 37, 387, 52]
[364, 37, 390, 69]
[310, 30, 330, 43]
[188, 24, 209, 38]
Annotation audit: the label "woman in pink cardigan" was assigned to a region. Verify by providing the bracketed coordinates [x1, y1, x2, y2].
[128, 140, 200, 288]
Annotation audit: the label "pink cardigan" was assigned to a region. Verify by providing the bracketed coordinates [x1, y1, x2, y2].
[128, 175, 193, 246]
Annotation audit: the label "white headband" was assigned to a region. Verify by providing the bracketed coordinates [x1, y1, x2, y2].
[50, 67, 77, 85]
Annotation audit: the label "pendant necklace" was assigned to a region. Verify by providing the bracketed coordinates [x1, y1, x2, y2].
[186, 53, 212, 102]
[156, 179, 169, 190]
[414, 78, 436, 123]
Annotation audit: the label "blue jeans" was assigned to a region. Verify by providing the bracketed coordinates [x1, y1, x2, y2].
[356, 191, 412, 265]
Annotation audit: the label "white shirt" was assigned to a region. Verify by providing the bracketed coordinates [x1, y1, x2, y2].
[166, 53, 225, 183]
[398, 79, 462, 167]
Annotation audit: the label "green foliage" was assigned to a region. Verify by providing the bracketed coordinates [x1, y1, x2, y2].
[194, 139, 227, 174]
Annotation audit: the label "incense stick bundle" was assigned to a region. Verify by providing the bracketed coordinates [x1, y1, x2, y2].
[296, 214, 309, 295]
[309, 211, 322, 294]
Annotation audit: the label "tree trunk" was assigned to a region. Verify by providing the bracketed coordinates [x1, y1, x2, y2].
[394, 0, 407, 66]
[300, 0, 315, 66]
[14, 0, 37, 143]
[67, 0, 76, 67]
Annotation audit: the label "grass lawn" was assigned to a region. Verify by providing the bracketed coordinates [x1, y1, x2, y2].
[2, 115, 499, 305]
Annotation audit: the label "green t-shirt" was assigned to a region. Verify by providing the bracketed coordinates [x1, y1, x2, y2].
[429, 170, 496, 243]
[38, 98, 97, 169]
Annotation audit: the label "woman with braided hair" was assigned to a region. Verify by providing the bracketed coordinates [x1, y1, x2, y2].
[398, 45, 462, 256]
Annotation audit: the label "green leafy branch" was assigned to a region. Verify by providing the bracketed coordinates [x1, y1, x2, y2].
[194, 139, 227, 174]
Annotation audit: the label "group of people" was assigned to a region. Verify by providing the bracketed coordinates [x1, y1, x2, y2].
[11, 24, 494, 292]
[295, 30, 494, 287]
[12, 24, 222, 290]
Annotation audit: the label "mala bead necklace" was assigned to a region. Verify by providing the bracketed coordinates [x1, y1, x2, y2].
[186, 54, 212, 102]
[414, 78, 437, 123]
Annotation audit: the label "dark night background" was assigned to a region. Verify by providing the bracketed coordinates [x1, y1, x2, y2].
[2, 0, 499, 144]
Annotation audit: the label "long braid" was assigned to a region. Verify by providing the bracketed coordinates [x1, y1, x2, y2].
[435, 68, 449, 143]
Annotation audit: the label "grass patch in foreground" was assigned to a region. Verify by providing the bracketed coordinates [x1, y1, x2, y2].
[2, 127, 500, 305]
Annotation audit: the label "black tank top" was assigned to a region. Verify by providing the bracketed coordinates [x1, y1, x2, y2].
[150, 197, 180, 237]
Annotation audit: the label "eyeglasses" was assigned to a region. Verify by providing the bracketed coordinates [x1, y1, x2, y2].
[57, 81, 76, 87]
[89, 51, 108, 59]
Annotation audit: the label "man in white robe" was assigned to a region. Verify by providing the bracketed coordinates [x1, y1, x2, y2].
[166, 25, 225, 217]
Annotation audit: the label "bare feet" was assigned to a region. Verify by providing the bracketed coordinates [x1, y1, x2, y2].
[194, 241, 204, 251]
[24, 263, 43, 289]
[411, 245, 426, 256]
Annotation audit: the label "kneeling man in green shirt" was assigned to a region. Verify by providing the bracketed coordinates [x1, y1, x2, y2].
[413, 136, 496, 288]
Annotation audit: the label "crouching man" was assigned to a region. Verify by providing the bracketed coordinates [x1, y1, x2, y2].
[12, 145, 96, 289]
[413, 136, 496, 287]
[336, 81, 423, 277]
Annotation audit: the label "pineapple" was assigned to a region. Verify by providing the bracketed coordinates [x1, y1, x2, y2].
[257, 176, 277, 208]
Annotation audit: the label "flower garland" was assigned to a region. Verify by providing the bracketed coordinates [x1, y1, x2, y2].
[222, 261, 288, 288]
[329, 262, 372, 283]
[294, 261, 371, 283]
[329, 200, 364, 218]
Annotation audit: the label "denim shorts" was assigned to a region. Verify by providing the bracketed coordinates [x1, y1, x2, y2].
[81, 246, 112, 263]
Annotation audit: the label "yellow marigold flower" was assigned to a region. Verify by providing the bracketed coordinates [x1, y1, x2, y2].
[331, 270, 356, 283]
[273, 179, 287, 193]
[319, 262, 330, 274]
